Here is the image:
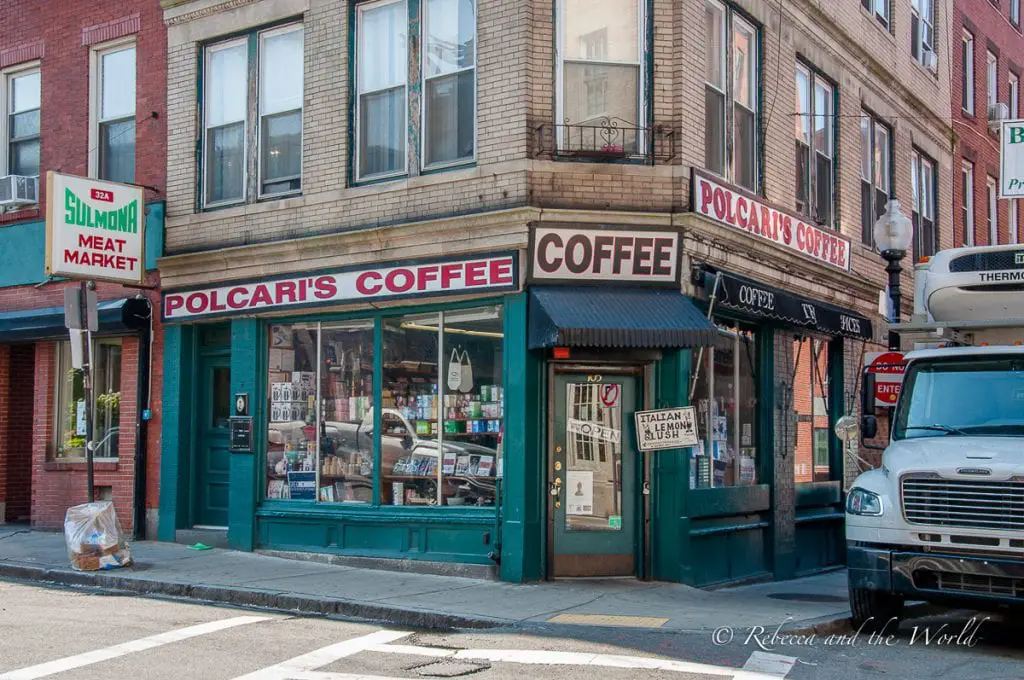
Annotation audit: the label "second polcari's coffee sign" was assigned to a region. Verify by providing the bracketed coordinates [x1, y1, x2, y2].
[529, 226, 680, 285]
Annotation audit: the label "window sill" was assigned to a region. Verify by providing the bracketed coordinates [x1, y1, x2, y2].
[0, 207, 41, 225]
[911, 59, 939, 81]
[421, 160, 477, 176]
[352, 172, 409, 189]
[860, 7, 895, 40]
[45, 460, 119, 472]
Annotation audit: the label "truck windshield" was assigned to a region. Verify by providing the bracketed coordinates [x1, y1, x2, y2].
[892, 357, 1024, 440]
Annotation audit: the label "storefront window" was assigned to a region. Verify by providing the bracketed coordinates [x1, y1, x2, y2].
[792, 336, 832, 483]
[690, 325, 757, 487]
[54, 339, 123, 460]
[265, 305, 502, 507]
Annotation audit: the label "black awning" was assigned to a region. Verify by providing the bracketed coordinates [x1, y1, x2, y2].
[528, 286, 717, 349]
[702, 271, 874, 340]
[0, 297, 151, 343]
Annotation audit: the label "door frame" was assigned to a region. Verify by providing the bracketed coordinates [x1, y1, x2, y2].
[190, 324, 231, 529]
[545, 362, 654, 579]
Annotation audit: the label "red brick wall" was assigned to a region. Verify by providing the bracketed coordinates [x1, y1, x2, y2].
[5, 345, 35, 522]
[952, 0, 1024, 246]
[0, 0, 167, 219]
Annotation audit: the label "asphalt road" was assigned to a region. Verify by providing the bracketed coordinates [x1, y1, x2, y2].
[0, 581, 1022, 680]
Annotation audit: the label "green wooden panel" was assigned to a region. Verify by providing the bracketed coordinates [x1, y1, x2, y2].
[228, 318, 260, 551]
[424, 526, 494, 557]
[687, 485, 771, 518]
[347, 524, 407, 552]
[688, 523, 771, 587]
[652, 348, 689, 582]
[795, 481, 842, 508]
[158, 324, 194, 540]
[794, 520, 844, 575]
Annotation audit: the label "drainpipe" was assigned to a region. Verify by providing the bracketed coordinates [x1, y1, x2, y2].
[132, 297, 153, 540]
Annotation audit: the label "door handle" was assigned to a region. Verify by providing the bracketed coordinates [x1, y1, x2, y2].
[549, 477, 562, 496]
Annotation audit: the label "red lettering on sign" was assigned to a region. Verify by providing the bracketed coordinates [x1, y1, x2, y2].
[416, 265, 439, 291]
[700, 181, 714, 215]
[250, 285, 273, 307]
[465, 261, 486, 286]
[276, 281, 297, 304]
[385, 268, 415, 293]
[227, 288, 249, 309]
[314, 276, 337, 299]
[441, 264, 462, 288]
[165, 295, 184, 317]
[356, 271, 382, 295]
[186, 293, 208, 314]
[490, 258, 513, 285]
[90, 188, 114, 203]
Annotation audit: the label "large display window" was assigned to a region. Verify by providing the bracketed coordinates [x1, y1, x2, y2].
[264, 304, 503, 507]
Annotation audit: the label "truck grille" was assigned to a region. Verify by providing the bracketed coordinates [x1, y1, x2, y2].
[902, 477, 1024, 531]
[914, 570, 1024, 598]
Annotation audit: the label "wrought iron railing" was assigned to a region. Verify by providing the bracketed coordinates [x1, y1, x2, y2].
[533, 117, 676, 162]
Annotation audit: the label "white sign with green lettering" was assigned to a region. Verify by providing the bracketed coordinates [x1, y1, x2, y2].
[1000, 120, 1024, 198]
[45, 171, 145, 284]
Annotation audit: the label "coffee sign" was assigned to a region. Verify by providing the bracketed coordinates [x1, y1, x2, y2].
[45, 172, 146, 284]
[692, 170, 851, 271]
[530, 226, 679, 285]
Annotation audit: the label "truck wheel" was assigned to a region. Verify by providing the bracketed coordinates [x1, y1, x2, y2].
[849, 585, 904, 632]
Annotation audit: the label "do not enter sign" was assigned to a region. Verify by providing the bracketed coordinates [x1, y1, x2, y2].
[864, 352, 906, 407]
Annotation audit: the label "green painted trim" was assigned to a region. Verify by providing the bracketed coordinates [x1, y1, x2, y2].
[228, 318, 260, 550]
[256, 503, 495, 524]
[651, 349, 690, 582]
[687, 485, 771, 517]
[795, 480, 841, 507]
[689, 520, 770, 537]
[794, 511, 844, 524]
[828, 338, 845, 480]
[372, 317, 383, 506]
[158, 324, 194, 540]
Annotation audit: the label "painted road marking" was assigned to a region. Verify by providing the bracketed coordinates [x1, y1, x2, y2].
[231, 630, 411, 680]
[546, 613, 669, 628]
[0, 615, 273, 680]
[741, 651, 797, 678]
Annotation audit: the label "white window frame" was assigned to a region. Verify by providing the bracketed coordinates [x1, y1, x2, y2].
[1010, 72, 1020, 119]
[554, 0, 646, 156]
[1011, 199, 1019, 245]
[962, 30, 974, 114]
[421, 0, 477, 171]
[53, 338, 123, 461]
[1012, 0, 1021, 28]
[704, 0, 727, 177]
[988, 175, 999, 245]
[731, 13, 759, 192]
[911, 149, 936, 258]
[256, 23, 304, 199]
[88, 38, 136, 181]
[962, 160, 975, 246]
[795, 62, 835, 227]
[863, 0, 890, 28]
[911, 0, 934, 68]
[0, 62, 41, 177]
[202, 37, 249, 208]
[355, 0, 409, 182]
[861, 111, 891, 245]
[987, 51, 998, 112]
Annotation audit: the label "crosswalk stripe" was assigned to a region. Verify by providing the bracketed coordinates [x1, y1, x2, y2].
[231, 630, 411, 680]
[0, 615, 273, 680]
[740, 651, 797, 678]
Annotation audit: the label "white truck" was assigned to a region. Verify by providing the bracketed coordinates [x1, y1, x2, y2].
[846, 243, 1024, 626]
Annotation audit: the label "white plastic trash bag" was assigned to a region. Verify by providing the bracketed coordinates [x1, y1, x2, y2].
[64, 501, 132, 571]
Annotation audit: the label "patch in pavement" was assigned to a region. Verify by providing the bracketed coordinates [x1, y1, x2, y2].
[765, 593, 847, 603]
[546, 614, 669, 628]
[412, 659, 491, 677]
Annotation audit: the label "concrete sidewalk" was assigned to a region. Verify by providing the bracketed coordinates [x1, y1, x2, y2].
[0, 526, 853, 634]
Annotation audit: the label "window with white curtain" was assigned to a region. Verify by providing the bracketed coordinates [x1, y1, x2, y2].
[987, 51, 998, 112]
[4, 68, 40, 177]
[557, 0, 642, 155]
[204, 39, 248, 205]
[259, 25, 304, 196]
[962, 31, 974, 114]
[356, 0, 408, 180]
[93, 43, 136, 184]
[962, 160, 975, 246]
[423, 0, 476, 168]
[795, 63, 834, 227]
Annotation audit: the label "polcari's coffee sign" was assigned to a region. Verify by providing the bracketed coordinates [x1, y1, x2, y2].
[691, 170, 851, 272]
[529, 226, 679, 285]
[162, 252, 519, 322]
[45, 172, 146, 284]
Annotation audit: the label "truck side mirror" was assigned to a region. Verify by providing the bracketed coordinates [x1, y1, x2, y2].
[861, 415, 878, 440]
[862, 372, 877, 416]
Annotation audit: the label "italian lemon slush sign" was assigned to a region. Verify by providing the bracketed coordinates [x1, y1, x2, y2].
[1000, 120, 1024, 198]
[45, 172, 145, 284]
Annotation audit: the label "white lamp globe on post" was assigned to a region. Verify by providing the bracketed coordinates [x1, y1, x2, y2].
[873, 200, 914, 350]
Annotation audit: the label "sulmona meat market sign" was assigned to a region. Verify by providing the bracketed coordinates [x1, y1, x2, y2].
[161, 253, 519, 322]
[691, 170, 851, 272]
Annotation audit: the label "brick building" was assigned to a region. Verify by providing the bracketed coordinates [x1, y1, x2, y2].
[155, 0, 952, 585]
[0, 0, 167, 535]
[951, 0, 1024, 246]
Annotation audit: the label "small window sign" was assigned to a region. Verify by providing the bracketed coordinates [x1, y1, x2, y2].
[229, 416, 253, 453]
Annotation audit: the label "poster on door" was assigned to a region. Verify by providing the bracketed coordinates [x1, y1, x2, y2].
[566, 470, 594, 515]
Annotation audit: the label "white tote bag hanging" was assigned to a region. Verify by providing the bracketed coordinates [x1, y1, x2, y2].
[459, 349, 474, 393]
[447, 348, 464, 392]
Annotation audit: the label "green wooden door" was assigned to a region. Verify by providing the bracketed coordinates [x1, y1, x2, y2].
[194, 355, 231, 527]
[550, 373, 641, 577]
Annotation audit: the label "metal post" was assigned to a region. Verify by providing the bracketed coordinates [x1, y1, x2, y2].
[884, 254, 904, 351]
[80, 281, 95, 503]
[437, 313, 445, 506]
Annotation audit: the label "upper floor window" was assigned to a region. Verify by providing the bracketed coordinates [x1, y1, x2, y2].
[795, 63, 834, 227]
[962, 30, 974, 114]
[1012, 0, 1021, 29]
[862, 0, 889, 29]
[1010, 72, 1020, 118]
[987, 175, 999, 245]
[705, 0, 759, 192]
[911, 0, 935, 70]
[356, 0, 408, 180]
[92, 43, 136, 185]
[911, 150, 936, 260]
[558, 0, 643, 156]
[987, 51, 998, 113]
[423, 0, 476, 168]
[860, 111, 891, 246]
[962, 160, 975, 246]
[203, 23, 304, 207]
[3, 68, 40, 177]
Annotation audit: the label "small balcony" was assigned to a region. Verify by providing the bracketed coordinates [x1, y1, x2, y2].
[533, 117, 676, 163]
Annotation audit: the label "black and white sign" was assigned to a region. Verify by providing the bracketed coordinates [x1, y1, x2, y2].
[635, 407, 699, 451]
[229, 416, 254, 452]
[530, 226, 679, 285]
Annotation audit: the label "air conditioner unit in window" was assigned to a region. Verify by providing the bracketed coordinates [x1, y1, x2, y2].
[923, 50, 938, 72]
[0, 175, 39, 209]
[989, 102, 1010, 133]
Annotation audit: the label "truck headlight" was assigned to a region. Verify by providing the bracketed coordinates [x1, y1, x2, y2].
[847, 488, 883, 516]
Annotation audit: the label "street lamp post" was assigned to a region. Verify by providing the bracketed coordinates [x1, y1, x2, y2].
[873, 200, 914, 351]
